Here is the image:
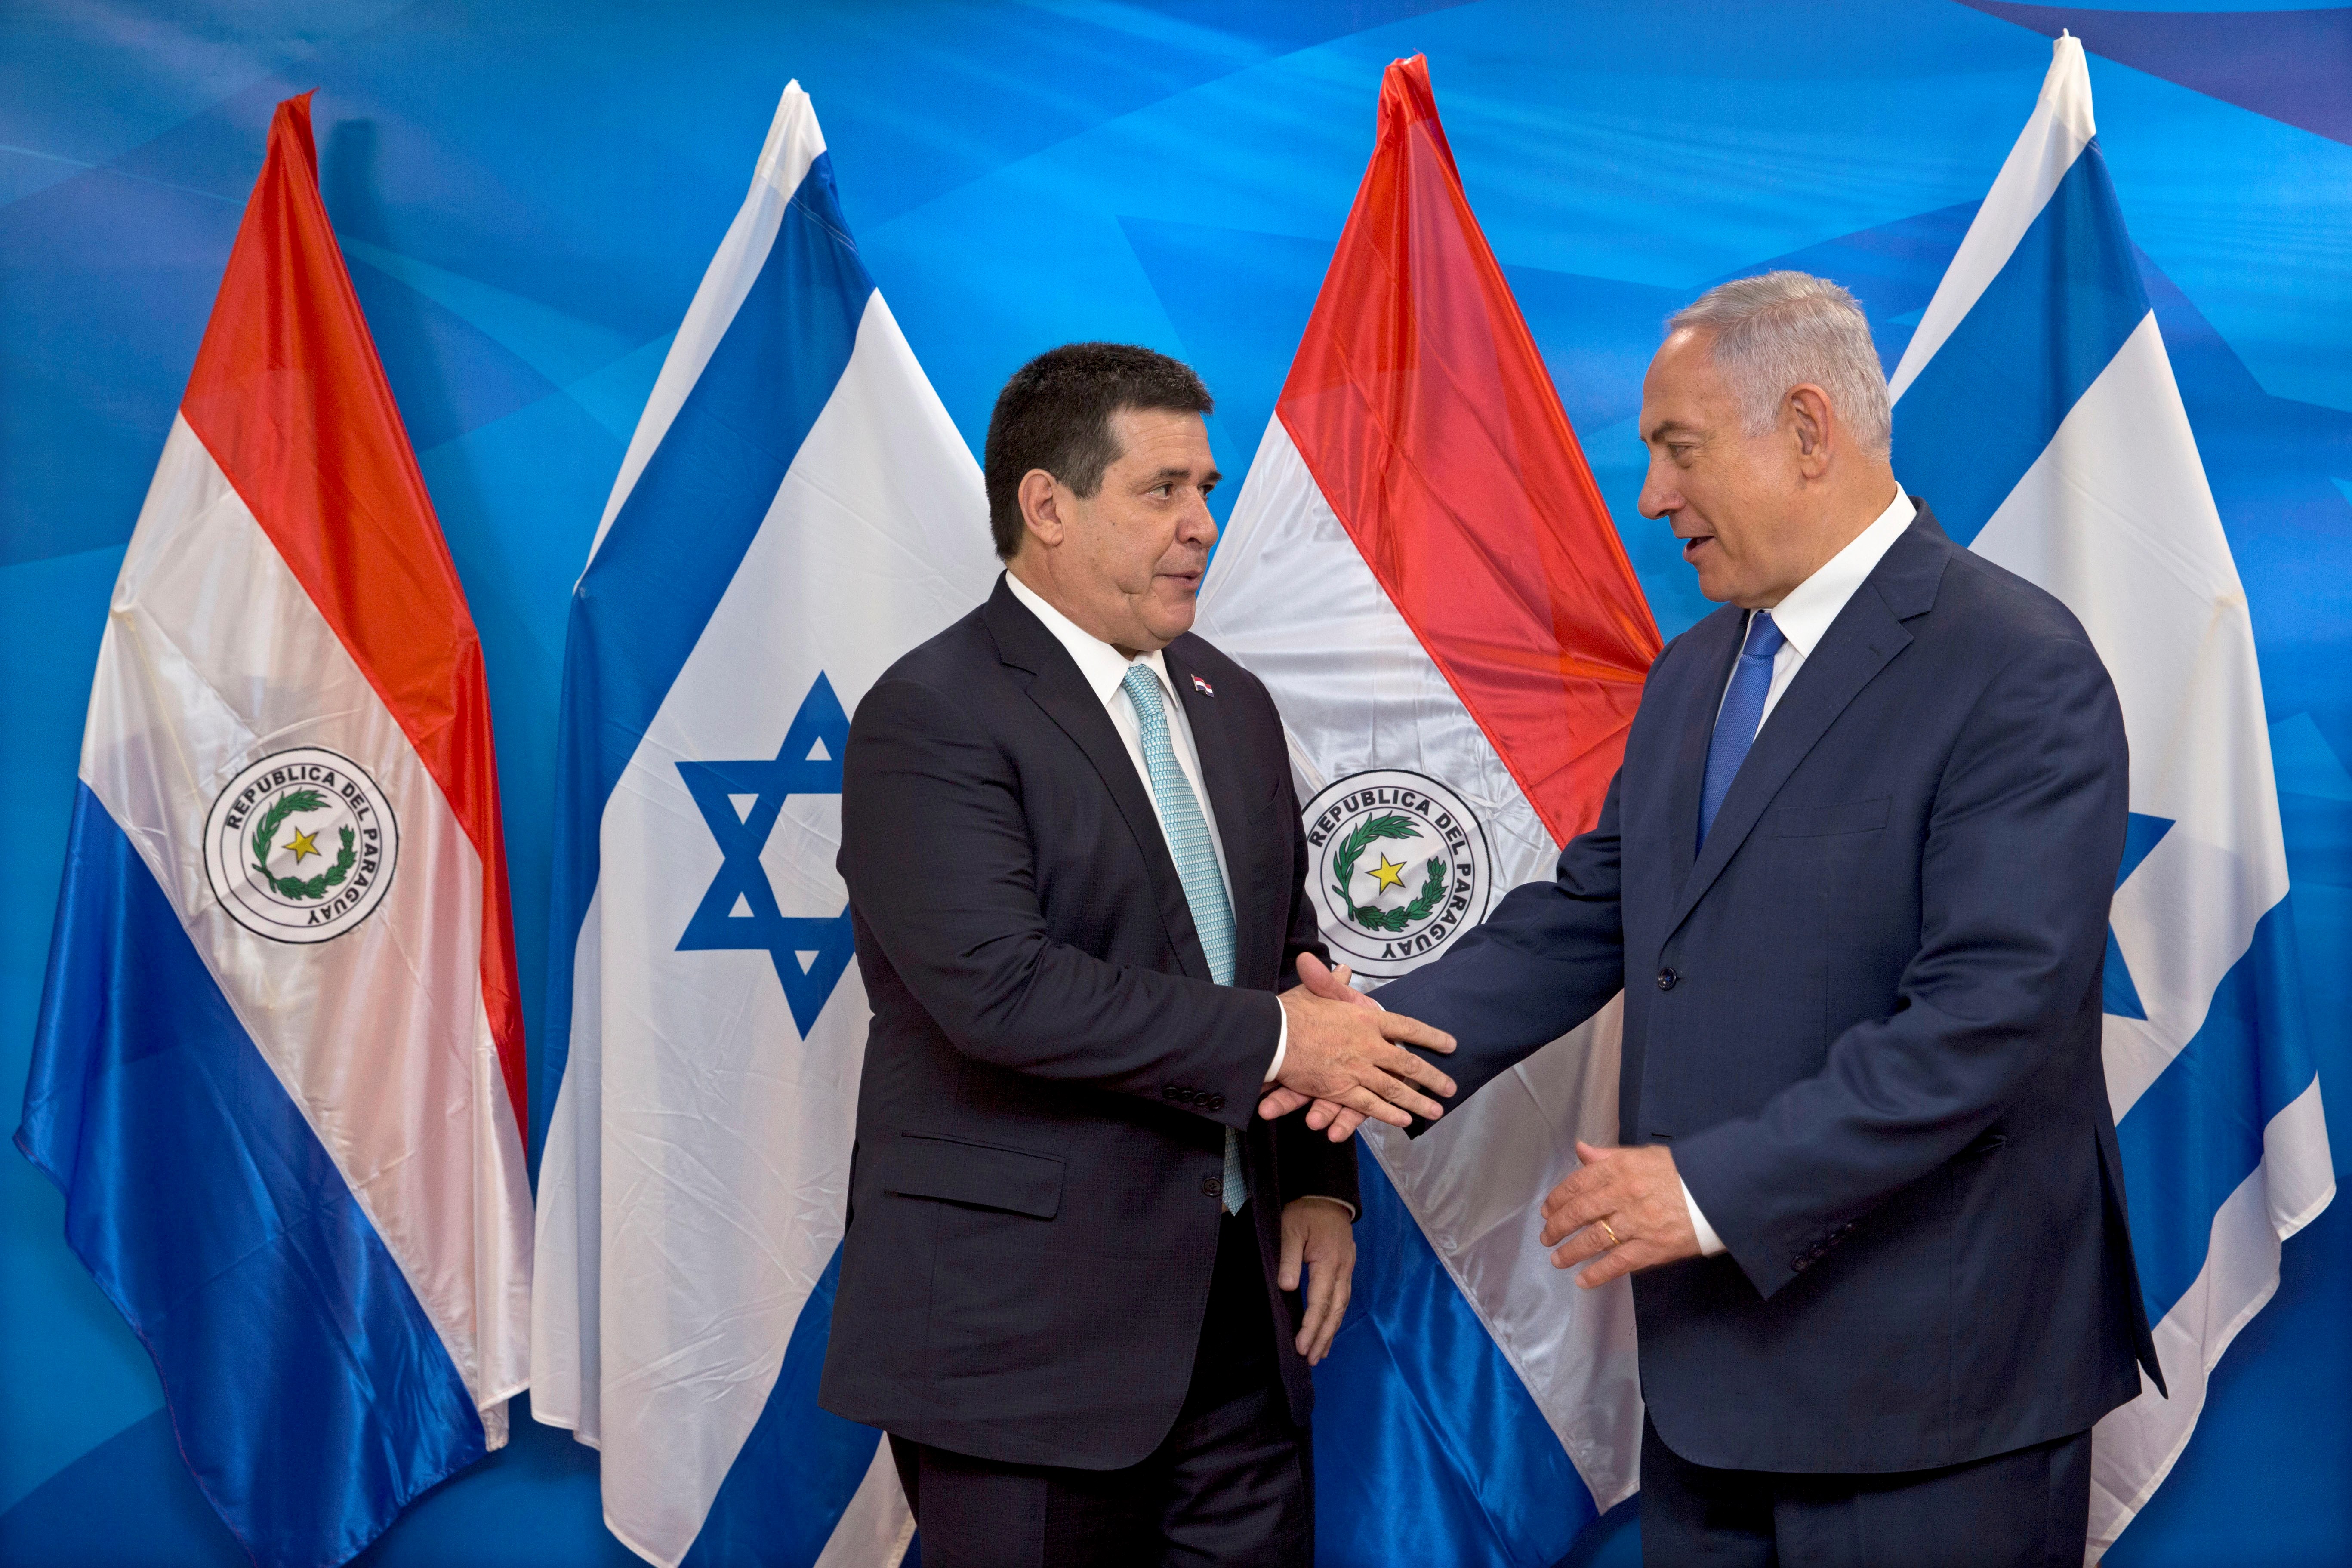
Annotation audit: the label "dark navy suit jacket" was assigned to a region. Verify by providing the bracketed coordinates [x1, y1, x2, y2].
[819, 576, 1356, 1469]
[1379, 506, 2163, 1475]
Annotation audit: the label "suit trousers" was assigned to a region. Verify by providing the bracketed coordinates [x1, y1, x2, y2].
[1639, 1415, 2092, 1568]
[888, 1209, 1312, 1568]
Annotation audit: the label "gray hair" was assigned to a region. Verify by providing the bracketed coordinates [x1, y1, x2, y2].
[1668, 271, 1892, 458]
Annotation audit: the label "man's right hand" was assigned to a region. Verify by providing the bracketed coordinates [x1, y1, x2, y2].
[1261, 957, 1390, 1140]
[1270, 971, 1456, 1130]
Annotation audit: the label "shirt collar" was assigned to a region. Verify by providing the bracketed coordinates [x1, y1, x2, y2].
[1004, 570, 1176, 707]
[1758, 487, 1916, 658]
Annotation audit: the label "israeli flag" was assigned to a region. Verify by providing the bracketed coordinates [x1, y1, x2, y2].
[528, 83, 997, 1567]
[1890, 36, 2334, 1557]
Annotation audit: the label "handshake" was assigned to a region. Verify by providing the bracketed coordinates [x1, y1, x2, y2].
[1261, 953, 1457, 1142]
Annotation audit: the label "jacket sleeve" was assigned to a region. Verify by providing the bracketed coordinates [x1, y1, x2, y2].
[1276, 1110, 1362, 1213]
[840, 674, 1279, 1130]
[1375, 769, 1630, 1128]
[1274, 739, 1334, 991]
[1671, 633, 2128, 1300]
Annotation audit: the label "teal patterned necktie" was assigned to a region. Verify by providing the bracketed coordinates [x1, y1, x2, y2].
[1122, 664, 1246, 1214]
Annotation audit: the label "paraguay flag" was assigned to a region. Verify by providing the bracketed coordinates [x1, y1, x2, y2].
[529, 83, 998, 1566]
[15, 95, 533, 1568]
[1889, 35, 2334, 1558]
[1193, 55, 1661, 1566]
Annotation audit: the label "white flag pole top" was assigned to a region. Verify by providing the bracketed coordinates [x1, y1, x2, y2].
[587, 82, 827, 565]
[531, 74, 990, 1568]
[1889, 34, 2093, 401]
[1891, 33, 2332, 1560]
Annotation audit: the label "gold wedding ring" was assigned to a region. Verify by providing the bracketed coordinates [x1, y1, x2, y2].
[1597, 1218, 1621, 1248]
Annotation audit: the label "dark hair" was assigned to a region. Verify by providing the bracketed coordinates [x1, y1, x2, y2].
[983, 343, 1214, 560]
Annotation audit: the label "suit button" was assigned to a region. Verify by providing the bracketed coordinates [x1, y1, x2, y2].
[1656, 968, 1679, 991]
[1201, 1175, 1224, 1198]
[1207, 1094, 1226, 1112]
[1162, 1086, 1181, 1100]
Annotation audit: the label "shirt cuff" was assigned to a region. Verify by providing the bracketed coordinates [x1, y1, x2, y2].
[1264, 1000, 1288, 1085]
[1681, 1178, 1727, 1257]
[1291, 1193, 1358, 1222]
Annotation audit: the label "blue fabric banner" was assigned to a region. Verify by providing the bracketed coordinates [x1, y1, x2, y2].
[3, 4, 2347, 1565]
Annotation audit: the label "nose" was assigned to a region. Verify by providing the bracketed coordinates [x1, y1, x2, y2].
[1637, 448, 1678, 522]
[1182, 488, 1218, 551]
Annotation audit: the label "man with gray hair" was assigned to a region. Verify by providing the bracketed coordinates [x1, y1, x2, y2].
[1285, 270, 2162, 1562]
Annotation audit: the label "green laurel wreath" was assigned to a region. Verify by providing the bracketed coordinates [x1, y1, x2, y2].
[1331, 813, 1450, 933]
[249, 788, 358, 901]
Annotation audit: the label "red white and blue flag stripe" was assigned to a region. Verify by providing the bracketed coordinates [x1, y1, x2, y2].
[1197, 55, 1661, 1565]
[16, 93, 533, 1568]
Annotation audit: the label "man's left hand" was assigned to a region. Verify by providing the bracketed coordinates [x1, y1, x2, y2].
[1280, 1197, 1356, 1365]
[1539, 1141, 1700, 1288]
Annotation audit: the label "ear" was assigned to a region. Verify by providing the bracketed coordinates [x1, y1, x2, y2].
[1785, 384, 1834, 480]
[1017, 468, 1067, 552]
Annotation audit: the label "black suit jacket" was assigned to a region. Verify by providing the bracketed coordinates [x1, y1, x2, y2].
[1379, 506, 2163, 1474]
[818, 575, 1357, 1469]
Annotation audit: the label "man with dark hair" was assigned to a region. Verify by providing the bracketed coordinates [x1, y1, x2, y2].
[820, 342, 1458, 1565]
[980, 342, 1215, 560]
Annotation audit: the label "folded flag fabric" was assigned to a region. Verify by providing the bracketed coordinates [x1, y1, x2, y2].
[1889, 34, 2334, 1559]
[16, 92, 533, 1568]
[1195, 54, 1662, 1568]
[529, 82, 999, 1568]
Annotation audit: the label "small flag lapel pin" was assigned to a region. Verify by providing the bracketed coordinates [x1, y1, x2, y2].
[1192, 674, 1215, 696]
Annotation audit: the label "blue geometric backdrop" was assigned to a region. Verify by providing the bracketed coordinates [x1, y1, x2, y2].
[3, 3, 2346, 1563]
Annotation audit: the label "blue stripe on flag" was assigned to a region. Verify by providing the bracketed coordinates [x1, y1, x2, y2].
[684, 1243, 881, 1568]
[2103, 813, 2176, 1020]
[2115, 897, 2318, 1323]
[1890, 140, 2148, 547]
[15, 785, 484, 1568]
[1313, 1150, 1595, 1568]
[539, 154, 874, 1142]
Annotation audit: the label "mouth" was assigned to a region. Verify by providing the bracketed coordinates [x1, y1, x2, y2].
[1160, 568, 1205, 594]
[1678, 534, 1715, 562]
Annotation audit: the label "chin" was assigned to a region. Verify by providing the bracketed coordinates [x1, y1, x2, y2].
[1147, 596, 1199, 644]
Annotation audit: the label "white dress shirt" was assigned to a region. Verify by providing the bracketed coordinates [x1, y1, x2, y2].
[1680, 486, 1916, 1258]
[1005, 573, 1288, 1084]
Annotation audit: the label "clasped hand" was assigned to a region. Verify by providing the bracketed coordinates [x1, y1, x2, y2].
[1258, 954, 1426, 1140]
[1258, 957, 1700, 1287]
[1263, 955, 1455, 1132]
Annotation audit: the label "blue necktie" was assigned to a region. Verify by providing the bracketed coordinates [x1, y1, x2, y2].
[1122, 665, 1246, 1214]
[1698, 611, 1786, 850]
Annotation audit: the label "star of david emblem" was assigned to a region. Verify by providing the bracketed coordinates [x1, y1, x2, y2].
[2103, 812, 2175, 1020]
[676, 674, 856, 1036]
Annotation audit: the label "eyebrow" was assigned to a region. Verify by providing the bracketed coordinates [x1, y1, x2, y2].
[1644, 419, 1701, 444]
[1144, 465, 1220, 487]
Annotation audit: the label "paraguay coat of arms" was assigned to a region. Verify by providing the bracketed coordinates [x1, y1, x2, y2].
[1300, 768, 1493, 980]
[204, 747, 399, 943]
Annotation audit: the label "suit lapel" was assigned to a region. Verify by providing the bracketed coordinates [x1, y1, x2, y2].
[1668, 608, 1746, 897]
[1166, 641, 1264, 984]
[984, 580, 1214, 983]
[1661, 514, 1953, 936]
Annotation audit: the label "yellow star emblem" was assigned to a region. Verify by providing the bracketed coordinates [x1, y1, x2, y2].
[1369, 852, 1408, 893]
[282, 825, 323, 864]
